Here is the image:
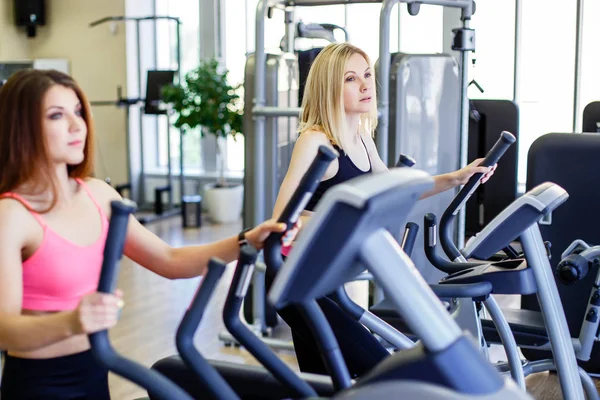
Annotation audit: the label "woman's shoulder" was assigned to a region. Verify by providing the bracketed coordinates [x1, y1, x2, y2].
[299, 129, 331, 143]
[0, 194, 40, 243]
[77, 177, 123, 220]
[295, 130, 341, 159]
[0, 195, 34, 218]
[78, 177, 121, 204]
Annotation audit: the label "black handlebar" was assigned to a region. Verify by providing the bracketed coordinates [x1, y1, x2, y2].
[264, 145, 338, 278]
[557, 254, 590, 285]
[401, 222, 419, 257]
[90, 201, 194, 400]
[96, 200, 136, 294]
[223, 246, 318, 398]
[395, 153, 416, 168]
[176, 258, 239, 400]
[439, 131, 516, 261]
[424, 213, 485, 274]
[430, 281, 492, 301]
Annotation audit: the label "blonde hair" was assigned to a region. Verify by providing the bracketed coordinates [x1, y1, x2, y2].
[298, 42, 378, 150]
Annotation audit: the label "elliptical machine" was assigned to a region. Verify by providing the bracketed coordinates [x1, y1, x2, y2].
[151, 146, 532, 399]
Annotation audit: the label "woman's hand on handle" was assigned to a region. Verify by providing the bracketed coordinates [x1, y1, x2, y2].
[452, 158, 498, 186]
[245, 219, 303, 250]
[71, 289, 124, 335]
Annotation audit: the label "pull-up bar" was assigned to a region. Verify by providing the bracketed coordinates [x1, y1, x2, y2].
[278, 0, 472, 14]
[89, 14, 184, 216]
[89, 15, 181, 28]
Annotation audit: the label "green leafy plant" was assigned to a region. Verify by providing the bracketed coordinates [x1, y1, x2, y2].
[162, 59, 243, 187]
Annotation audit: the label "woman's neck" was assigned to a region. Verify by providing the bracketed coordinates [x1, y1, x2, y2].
[53, 164, 75, 201]
[345, 113, 361, 143]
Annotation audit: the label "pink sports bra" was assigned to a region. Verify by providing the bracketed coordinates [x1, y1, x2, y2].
[0, 178, 109, 312]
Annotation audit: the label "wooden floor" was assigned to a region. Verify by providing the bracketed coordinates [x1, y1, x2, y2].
[108, 215, 599, 400]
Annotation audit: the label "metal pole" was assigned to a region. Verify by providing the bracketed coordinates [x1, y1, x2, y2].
[166, 114, 173, 208]
[253, 106, 302, 117]
[285, 6, 295, 193]
[136, 19, 146, 207]
[572, 0, 584, 133]
[252, 0, 269, 227]
[512, 0, 522, 104]
[397, 2, 401, 52]
[176, 19, 184, 202]
[521, 225, 586, 400]
[152, 3, 162, 201]
[344, 2, 348, 30]
[377, 0, 398, 167]
[361, 229, 463, 352]
[456, 16, 471, 250]
[124, 100, 133, 195]
[116, 85, 134, 195]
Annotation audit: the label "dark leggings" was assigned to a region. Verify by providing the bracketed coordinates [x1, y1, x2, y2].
[0, 350, 110, 400]
[265, 272, 389, 378]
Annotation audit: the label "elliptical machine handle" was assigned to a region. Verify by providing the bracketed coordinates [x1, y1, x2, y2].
[96, 200, 137, 294]
[395, 153, 416, 168]
[439, 131, 516, 261]
[223, 246, 318, 398]
[424, 213, 486, 274]
[90, 200, 194, 400]
[401, 222, 419, 257]
[263, 145, 338, 277]
[176, 259, 240, 400]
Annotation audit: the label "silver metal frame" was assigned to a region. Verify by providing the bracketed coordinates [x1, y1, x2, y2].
[249, 0, 475, 229]
[572, 0, 584, 133]
[460, 184, 588, 399]
[513, 0, 522, 104]
[358, 308, 416, 350]
[519, 226, 585, 400]
[218, 258, 296, 352]
[361, 229, 463, 352]
[558, 241, 600, 363]
[482, 296, 525, 389]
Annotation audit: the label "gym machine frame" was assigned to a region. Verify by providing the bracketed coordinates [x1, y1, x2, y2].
[249, 0, 476, 250]
[89, 15, 185, 225]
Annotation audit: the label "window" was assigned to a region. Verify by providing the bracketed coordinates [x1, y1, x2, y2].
[224, 0, 247, 86]
[152, 0, 202, 174]
[467, 1, 515, 101]
[517, 0, 577, 184]
[345, 3, 443, 61]
[578, 0, 600, 132]
[464, 0, 581, 186]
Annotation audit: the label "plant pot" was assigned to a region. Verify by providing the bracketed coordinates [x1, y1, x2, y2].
[204, 183, 244, 223]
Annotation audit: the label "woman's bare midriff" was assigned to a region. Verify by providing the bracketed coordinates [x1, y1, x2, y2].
[7, 309, 89, 359]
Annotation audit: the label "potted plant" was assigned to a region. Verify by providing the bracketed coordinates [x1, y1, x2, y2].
[162, 59, 244, 223]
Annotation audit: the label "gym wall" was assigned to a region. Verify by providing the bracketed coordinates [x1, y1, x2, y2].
[1, 0, 129, 185]
[0, 1, 30, 60]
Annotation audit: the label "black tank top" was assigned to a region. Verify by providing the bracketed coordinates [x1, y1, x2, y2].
[305, 140, 372, 212]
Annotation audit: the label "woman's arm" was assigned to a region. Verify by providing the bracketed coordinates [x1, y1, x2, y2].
[272, 131, 338, 225]
[90, 179, 286, 279]
[121, 216, 246, 279]
[362, 134, 496, 199]
[420, 159, 497, 200]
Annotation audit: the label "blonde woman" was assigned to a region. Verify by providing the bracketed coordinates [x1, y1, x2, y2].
[269, 42, 496, 377]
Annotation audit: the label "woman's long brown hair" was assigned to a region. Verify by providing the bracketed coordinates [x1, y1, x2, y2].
[0, 69, 95, 212]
